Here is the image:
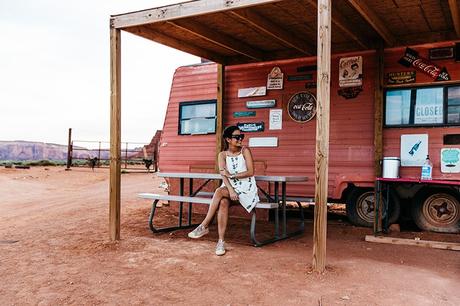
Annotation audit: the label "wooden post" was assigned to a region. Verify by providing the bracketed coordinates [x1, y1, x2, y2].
[374, 42, 384, 233]
[312, 0, 331, 273]
[66, 128, 72, 170]
[109, 25, 121, 241]
[215, 64, 224, 170]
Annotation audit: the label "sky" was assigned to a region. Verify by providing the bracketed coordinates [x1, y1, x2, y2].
[0, 0, 199, 147]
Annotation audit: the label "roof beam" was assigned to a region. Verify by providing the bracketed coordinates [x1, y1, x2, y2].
[229, 9, 314, 55]
[124, 26, 226, 64]
[111, 0, 283, 29]
[305, 0, 368, 50]
[347, 0, 396, 46]
[168, 20, 265, 61]
[448, 0, 460, 37]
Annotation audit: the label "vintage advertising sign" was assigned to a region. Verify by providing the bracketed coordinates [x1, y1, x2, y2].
[246, 99, 276, 109]
[269, 109, 282, 130]
[441, 148, 460, 173]
[338, 86, 363, 99]
[398, 48, 451, 81]
[237, 122, 264, 132]
[287, 91, 317, 123]
[233, 111, 256, 118]
[339, 56, 363, 88]
[429, 47, 454, 60]
[238, 86, 267, 98]
[400, 134, 429, 166]
[387, 71, 416, 84]
[297, 65, 317, 72]
[267, 67, 284, 90]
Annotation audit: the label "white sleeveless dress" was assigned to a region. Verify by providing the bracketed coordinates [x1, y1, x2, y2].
[224, 148, 259, 213]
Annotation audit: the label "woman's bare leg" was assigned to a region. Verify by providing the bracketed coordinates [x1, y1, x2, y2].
[201, 187, 230, 228]
[217, 198, 230, 240]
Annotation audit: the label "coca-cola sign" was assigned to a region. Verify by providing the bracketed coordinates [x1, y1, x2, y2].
[398, 48, 450, 81]
[287, 91, 316, 123]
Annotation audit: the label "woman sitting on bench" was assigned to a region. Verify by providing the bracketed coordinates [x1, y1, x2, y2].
[188, 125, 259, 256]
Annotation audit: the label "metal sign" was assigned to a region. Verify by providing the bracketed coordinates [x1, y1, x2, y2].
[429, 47, 454, 60]
[287, 91, 317, 123]
[233, 111, 256, 118]
[387, 71, 416, 84]
[267, 66, 284, 90]
[246, 99, 276, 109]
[339, 56, 363, 88]
[338, 86, 363, 99]
[398, 48, 451, 81]
[441, 148, 460, 173]
[237, 122, 264, 132]
[238, 86, 267, 98]
[287, 74, 313, 81]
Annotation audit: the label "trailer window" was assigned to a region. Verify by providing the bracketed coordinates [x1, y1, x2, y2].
[179, 100, 216, 135]
[385, 85, 460, 127]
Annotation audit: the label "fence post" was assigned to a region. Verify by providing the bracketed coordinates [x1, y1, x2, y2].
[66, 128, 72, 170]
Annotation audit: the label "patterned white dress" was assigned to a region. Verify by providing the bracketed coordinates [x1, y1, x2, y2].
[224, 148, 259, 213]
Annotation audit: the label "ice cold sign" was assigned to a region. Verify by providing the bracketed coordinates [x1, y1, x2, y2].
[287, 91, 317, 123]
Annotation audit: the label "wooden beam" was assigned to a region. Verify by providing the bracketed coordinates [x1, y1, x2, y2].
[112, 0, 283, 29]
[229, 9, 315, 55]
[448, 0, 460, 37]
[312, 0, 331, 274]
[124, 25, 227, 64]
[347, 0, 396, 46]
[215, 64, 224, 171]
[365, 235, 460, 251]
[168, 20, 264, 61]
[109, 26, 121, 241]
[374, 42, 384, 178]
[305, 0, 368, 50]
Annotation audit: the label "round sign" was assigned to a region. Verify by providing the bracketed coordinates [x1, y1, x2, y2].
[287, 91, 317, 123]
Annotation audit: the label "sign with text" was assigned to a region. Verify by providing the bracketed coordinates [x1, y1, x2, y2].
[237, 122, 264, 132]
[287, 74, 313, 81]
[233, 111, 256, 118]
[269, 109, 282, 130]
[338, 86, 362, 99]
[339, 56, 363, 87]
[267, 66, 284, 90]
[387, 71, 416, 84]
[238, 86, 267, 98]
[414, 103, 443, 124]
[398, 48, 451, 81]
[246, 99, 276, 109]
[287, 91, 317, 123]
[441, 148, 460, 173]
[429, 47, 454, 60]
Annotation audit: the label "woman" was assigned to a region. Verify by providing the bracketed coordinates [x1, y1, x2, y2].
[188, 125, 259, 256]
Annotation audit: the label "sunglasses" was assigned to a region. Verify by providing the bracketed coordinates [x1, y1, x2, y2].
[230, 134, 245, 141]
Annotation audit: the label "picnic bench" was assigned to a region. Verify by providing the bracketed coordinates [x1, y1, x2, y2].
[138, 172, 308, 247]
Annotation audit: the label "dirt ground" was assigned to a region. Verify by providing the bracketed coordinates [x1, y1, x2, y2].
[0, 166, 459, 305]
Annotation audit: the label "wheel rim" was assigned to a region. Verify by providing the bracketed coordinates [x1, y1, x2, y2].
[356, 191, 375, 224]
[422, 193, 460, 227]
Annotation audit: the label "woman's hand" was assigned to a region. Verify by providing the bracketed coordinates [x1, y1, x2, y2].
[229, 189, 239, 201]
[220, 169, 232, 178]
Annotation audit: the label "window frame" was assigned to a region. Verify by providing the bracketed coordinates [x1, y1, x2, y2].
[384, 84, 460, 128]
[178, 99, 217, 135]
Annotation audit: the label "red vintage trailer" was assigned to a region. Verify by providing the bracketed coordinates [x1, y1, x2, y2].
[158, 41, 460, 233]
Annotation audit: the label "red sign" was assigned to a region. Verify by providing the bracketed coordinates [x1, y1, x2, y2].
[398, 48, 450, 81]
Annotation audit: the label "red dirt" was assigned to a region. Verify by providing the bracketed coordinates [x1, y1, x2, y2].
[0, 166, 459, 305]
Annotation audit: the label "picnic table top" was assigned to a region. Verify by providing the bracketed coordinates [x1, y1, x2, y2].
[157, 172, 308, 182]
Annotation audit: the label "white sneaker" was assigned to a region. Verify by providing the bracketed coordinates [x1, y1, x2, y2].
[215, 240, 226, 256]
[188, 224, 209, 239]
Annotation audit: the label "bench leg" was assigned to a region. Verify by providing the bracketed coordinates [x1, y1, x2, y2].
[148, 200, 199, 233]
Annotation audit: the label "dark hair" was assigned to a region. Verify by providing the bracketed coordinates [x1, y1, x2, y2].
[222, 125, 240, 150]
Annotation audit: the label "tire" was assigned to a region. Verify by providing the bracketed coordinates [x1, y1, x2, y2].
[411, 189, 460, 233]
[346, 188, 400, 227]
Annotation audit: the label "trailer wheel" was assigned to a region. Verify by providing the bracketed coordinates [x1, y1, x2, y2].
[346, 188, 400, 227]
[411, 190, 460, 233]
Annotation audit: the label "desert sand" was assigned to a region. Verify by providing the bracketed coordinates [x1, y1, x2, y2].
[0, 166, 459, 305]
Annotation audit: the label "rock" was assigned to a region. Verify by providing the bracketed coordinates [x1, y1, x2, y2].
[388, 223, 400, 232]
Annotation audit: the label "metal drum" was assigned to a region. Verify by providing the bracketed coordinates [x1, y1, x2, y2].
[382, 157, 400, 178]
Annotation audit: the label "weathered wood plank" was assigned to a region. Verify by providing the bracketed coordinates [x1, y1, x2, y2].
[109, 27, 121, 241]
[229, 8, 314, 55]
[448, 0, 460, 37]
[216, 64, 224, 172]
[365, 235, 460, 251]
[111, 0, 283, 29]
[312, 0, 331, 274]
[347, 0, 397, 46]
